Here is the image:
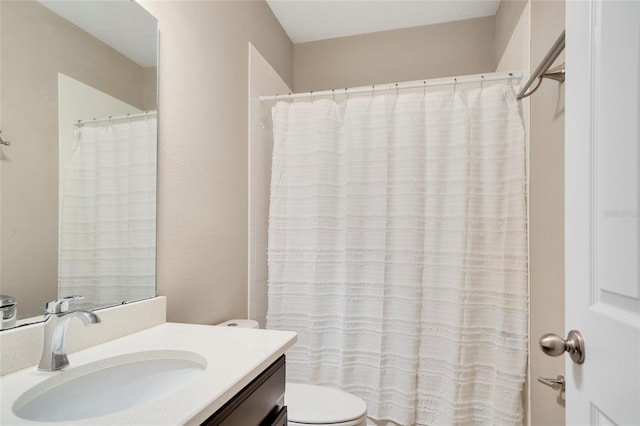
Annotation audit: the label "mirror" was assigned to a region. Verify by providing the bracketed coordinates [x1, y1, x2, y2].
[0, 0, 158, 329]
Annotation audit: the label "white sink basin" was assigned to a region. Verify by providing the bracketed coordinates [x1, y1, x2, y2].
[12, 350, 207, 422]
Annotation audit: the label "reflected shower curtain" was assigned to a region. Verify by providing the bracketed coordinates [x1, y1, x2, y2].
[267, 85, 528, 425]
[58, 117, 157, 307]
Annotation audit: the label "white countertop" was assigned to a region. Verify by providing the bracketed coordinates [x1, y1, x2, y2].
[0, 322, 297, 425]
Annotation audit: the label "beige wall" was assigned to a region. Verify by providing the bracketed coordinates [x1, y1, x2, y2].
[138, 0, 293, 325]
[0, 1, 149, 319]
[495, 0, 530, 72]
[143, 67, 158, 111]
[293, 16, 496, 92]
[529, 0, 565, 425]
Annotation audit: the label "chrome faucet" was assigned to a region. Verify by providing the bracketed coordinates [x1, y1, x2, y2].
[38, 296, 101, 371]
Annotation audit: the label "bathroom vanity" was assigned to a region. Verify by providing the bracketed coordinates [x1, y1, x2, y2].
[0, 321, 296, 425]
[203, 355, 287, 425]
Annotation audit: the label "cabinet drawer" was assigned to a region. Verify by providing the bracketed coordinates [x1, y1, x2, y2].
[202, 356, 285, 426]
[264, 406, 287, 426]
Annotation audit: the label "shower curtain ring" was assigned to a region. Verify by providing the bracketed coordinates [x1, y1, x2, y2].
[481, 75, 485, 89]
[288, 93, 292, 102]
[372, 85, 375, 98]
[453, 78, 457, 93]
[310, 91, 314, 102]
[395, 83, 399, 97]
[423, 81, 427, 96]
[345, 88, 349, 100]
[332, 89, 335, 101]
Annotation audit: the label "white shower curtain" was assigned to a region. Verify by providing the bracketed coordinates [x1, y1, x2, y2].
[267, 85, 528, 425]
[58, 117, 157, 307]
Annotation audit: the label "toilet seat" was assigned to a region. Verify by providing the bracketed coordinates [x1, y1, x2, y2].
[286, 383, 367, 426]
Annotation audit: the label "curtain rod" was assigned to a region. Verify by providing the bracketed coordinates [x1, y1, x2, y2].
[74, 110, 157, 127]
[259, 72, 523, 102]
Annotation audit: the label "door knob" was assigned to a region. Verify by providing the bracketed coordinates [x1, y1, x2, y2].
[539, 329, 585, 364]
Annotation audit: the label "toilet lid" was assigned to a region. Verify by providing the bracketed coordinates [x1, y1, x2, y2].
[286, 383, 367, 424]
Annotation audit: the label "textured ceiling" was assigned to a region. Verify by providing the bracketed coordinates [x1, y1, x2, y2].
[266, 0, 500, 44]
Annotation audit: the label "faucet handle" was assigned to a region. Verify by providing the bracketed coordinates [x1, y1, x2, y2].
[44, 296, 84, 314]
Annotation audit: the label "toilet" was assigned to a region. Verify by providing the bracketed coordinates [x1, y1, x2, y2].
[217, 320, 368, 426]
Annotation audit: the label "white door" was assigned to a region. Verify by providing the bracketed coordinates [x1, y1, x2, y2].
[565, 0, 640, 424]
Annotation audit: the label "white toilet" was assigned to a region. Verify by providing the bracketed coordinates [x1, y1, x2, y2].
[217, 320, 368, 426]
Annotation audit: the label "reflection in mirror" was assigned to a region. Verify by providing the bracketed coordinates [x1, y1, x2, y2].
[0, 0, 158, 329]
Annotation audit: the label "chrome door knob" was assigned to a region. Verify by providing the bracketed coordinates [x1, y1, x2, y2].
[539, 329, 585, 364]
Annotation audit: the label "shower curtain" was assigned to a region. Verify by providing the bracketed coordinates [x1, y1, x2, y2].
[58, 117, 157, 307]
[267, 85, 528, 425]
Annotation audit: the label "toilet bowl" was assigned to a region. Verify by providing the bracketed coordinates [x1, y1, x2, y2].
[216, 320, 368, 426]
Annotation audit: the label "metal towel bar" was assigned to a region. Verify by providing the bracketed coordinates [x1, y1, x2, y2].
[517, 30, 566, 100]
